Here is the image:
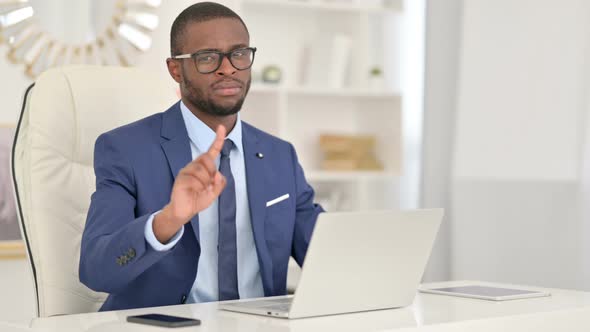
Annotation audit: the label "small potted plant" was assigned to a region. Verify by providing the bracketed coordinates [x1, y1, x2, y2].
[262, 65, 282, 84]
[368, 66, 385, 90]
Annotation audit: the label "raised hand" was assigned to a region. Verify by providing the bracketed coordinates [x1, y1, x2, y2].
[153, 125, 227, 243]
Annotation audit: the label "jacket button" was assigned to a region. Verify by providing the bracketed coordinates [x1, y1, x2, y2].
[181, 295, 187, 304]
[128, 248, 136, 258]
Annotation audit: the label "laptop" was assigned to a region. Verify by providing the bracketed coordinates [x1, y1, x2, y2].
[219, 209, 443, 319]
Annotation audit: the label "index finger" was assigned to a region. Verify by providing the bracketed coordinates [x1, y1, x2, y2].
[207, 125, 226, 159]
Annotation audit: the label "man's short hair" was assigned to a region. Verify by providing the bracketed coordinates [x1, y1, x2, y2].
[170, 2, 249, 56]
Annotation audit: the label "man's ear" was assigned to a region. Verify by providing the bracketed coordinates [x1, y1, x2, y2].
[166, 58, 182, 84]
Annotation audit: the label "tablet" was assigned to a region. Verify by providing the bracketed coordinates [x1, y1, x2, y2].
[419, 285, 551, 301]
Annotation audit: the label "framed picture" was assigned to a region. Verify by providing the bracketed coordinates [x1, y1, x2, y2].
[0, 124, 25, 259]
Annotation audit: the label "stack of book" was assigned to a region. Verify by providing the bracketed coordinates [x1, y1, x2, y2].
[319, 134, 383, 171]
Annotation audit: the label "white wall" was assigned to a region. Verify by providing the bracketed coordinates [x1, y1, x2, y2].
[454, 1, 588, 181]
[450, 0, 590, 290]
[421, 0, 463, 281]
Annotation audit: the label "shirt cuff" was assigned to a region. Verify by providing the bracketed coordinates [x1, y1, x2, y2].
[144, 210, 184, 251]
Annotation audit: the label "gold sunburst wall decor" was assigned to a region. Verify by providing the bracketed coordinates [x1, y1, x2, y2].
[0, 0, 161, 78]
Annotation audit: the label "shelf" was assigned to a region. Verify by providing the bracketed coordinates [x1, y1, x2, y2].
[239, 0, 405, 211]
[249, 84, 400, 99]
[306, 170, 398, 182]
[287, 86, 400, 99]
[242, 0, 402, 13]
[249, 84, 282, 94]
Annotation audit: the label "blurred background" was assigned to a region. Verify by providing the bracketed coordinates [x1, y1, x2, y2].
[1, 0, 590, 325]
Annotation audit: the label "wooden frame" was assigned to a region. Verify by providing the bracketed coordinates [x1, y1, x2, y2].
[0, 123, 25, 259]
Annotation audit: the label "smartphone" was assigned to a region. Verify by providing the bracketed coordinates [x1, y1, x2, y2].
[127, 313, 201, 328]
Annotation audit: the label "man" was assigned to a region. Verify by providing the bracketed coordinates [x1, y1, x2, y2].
[79, 2, 323, 311]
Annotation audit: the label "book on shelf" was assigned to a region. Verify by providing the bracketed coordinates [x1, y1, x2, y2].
[319, 134, 376, 152]
[319, 133, 383, 171]
[329, 34, 352, 89]
[321, 158, 382, 171]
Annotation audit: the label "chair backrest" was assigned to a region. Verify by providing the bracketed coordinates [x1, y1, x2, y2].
[11, 65, 177, 317]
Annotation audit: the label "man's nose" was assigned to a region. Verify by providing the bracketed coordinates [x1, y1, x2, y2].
[216, 56, 236, 76]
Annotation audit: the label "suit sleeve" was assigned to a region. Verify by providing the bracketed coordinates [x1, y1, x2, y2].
[79, 133, 179, 294]
[289, 144, 324, 266]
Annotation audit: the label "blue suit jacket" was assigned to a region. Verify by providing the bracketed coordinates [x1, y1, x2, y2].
[79, 102, 323, 311]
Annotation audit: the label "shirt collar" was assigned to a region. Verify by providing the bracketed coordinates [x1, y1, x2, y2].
[180, 101, 243, 154]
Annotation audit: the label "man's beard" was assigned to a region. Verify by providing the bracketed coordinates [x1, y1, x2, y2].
[181, 72, 250, 117]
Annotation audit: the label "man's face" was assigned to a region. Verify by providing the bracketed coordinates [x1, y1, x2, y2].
[175, 18, 251, 116]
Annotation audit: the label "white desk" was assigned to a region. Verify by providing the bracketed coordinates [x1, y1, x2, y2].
[0, 322, 35, 332]
[17, 281, 590, 331]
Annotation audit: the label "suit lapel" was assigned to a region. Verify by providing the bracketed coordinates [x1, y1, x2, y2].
[242, 123, 274, 295]
[160, 102, 200, 242]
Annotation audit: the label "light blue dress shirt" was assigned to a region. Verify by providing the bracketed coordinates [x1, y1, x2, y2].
[144, 101, 264, 303]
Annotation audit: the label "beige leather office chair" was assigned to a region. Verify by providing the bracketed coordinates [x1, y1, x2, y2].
[11, 65, 177, 317]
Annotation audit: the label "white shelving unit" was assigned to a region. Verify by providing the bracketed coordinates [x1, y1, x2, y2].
[242, 0, 403, 12]
[235, 0, 404, 211]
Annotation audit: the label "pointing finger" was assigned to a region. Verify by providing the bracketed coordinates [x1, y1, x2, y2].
[207, 125, 226, 159]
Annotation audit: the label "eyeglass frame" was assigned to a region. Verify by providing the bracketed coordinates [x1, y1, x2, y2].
[171, 47, 257, 74]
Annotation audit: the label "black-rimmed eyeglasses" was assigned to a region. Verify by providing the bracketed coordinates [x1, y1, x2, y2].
[171, 47, 257, 74]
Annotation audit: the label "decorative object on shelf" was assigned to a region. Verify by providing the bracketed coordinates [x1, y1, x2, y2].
[368, 65, 385, 90]
[329, 34, 352, 88]
[261, 64, 282, 83]
[0, 0, 161, 78]
[319, 134, 383, 171]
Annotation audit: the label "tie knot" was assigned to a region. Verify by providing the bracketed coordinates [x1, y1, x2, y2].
[221, 139, 234, 158]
